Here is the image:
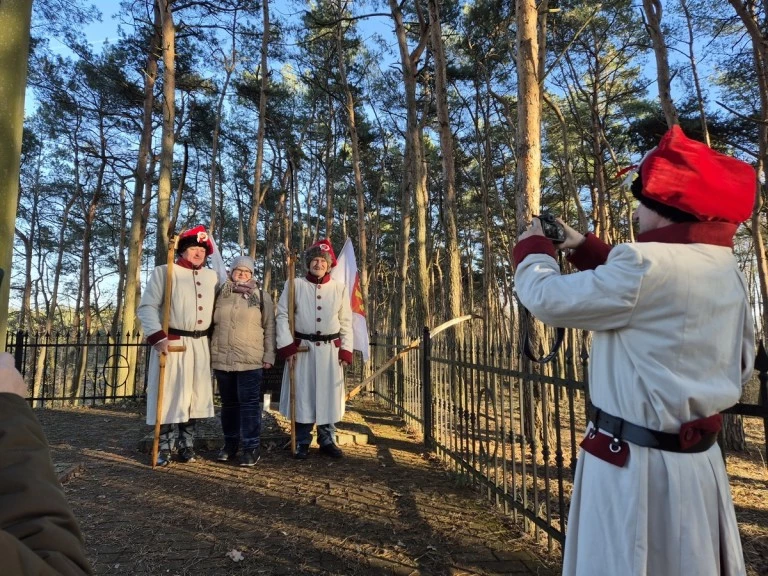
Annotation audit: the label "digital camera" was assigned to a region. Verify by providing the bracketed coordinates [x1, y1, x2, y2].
[535, 212, 566, 244]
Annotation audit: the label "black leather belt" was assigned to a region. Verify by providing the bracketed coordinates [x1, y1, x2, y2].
[295, 331, 340, 343]
[588, 405, 719, 453]
[169, 327, 210, 339]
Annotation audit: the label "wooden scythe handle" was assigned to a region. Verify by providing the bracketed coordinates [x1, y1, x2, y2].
[151, 231, 183, 469]
[288, 253, 297, 455]
[345, 314, 481, 401]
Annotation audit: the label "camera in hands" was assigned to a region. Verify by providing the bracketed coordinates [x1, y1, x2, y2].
[534, 212, 566, 244]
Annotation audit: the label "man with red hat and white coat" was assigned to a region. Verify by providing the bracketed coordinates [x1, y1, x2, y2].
[276, 239, 353, 460]
[137, 226, 219, 466]
[513, 125, 755, 576]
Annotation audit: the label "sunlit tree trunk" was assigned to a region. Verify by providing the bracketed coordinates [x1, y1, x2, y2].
[32, 193, 77, 404]
[428, 0, 461, 327]
[516, 0, 547, 441]
[122, 6, 160, 396]
[155, 0, 176, 263]
[248, 0, 271, 258]
[209, 7, 238, 240]
[729, 0, 768, 340]
[0, 0, 33, 348]
[71, 116, 108, 403]
[542, 92, 588, 230]
[336, 0, 369, 316]
[642, 0, 679, 127]
[16, 146, 42, 331]
[680, 0, 710, 146]
[390, 0, 430, 330]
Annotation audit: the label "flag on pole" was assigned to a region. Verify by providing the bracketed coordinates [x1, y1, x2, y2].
[331, 238, 370, 361]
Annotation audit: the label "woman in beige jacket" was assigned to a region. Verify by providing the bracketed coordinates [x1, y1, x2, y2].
[210, 256, 276, 467]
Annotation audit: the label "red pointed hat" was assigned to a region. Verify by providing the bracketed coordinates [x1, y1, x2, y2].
[176, 225, 214, 256]
[639, 125, 756, 224]
[305, 239, 337, 268]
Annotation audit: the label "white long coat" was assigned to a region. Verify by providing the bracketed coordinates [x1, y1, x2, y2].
[515, 229, 753, 576]
[276, 275, 353, 425]
[137, 264, 218, 425]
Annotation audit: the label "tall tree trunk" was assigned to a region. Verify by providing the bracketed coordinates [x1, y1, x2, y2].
[32, 193, 77, 404]
[16, 147, 41, 331]
[642, 0, 679, 127]
[428, 0, 461, 326]
[729, 0, 768, 339]
[542, 92, 588, 230]
[248, 0, 271, 259]
[590, 82, 611, 244]
[680, 0, 710, 146]
[209, 7, 238, 240]
[516, 0, 547, 443]
[0, 0, 33, 347]
[122, 8, 160, 396]
[155, 0, 176, 263]
[516, 0, 541, 231]
[263, 159, 293, 292]
[390, 0, 430, 330]
[71, 119, 108, 403]
[336, 0, 369, 314]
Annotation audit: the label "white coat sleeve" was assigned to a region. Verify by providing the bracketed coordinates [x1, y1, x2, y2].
[136, 265, 166, 337]
[275, 280, 293, 349]
[514, 245, 647, 332]
[737, 272, 756, 386]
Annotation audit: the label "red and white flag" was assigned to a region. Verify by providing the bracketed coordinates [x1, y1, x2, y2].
[331, 238, 370, 361]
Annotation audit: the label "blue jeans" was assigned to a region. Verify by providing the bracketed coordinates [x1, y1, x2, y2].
[159, 419, 197, 451]
[215, 369, 263, 450]
[296, 422, 337, 447]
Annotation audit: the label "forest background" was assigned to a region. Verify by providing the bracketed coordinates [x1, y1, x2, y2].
[2, 0, 768, 361]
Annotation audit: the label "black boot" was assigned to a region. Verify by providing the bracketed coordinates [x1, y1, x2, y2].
[217, 445, 238, 462]
[295, 444, 310, 460]
[178, 447, 197, 463]
[319, 443, 343, 458]
[239, 448, 261, 467]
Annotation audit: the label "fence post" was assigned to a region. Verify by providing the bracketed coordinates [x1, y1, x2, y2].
[13, 330, 24, 371]
[757, 341, 768, 464]
[422, 325, 433, 450]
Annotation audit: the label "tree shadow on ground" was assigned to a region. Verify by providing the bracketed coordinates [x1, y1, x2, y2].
[38, 401, 556, 575]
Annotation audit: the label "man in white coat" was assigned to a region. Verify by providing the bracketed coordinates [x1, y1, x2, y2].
[513, 125, 755, 576]
[276, 239, 353, 460]
[137, 226, 219, 466]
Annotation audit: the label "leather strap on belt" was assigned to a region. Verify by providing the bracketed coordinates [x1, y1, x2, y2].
[294, 331, 340, 343]
[168, 327, 211, 339]
[588, 405, 720, 454]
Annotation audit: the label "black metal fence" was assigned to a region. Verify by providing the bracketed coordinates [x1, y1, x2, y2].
[7, 326, 768, 551]
[367, 325, 768, 552]
[7, 330, 151, 406]
[5, 330, 286, 407]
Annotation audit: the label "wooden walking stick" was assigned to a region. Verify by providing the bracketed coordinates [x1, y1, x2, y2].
[288, 252, 297, 455]
[286, 252, 309, 455]
[151, 231, 187, 469]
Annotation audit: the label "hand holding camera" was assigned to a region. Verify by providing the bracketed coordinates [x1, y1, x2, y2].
[520, 212, 586, 250]
[534, 212, 566, 243]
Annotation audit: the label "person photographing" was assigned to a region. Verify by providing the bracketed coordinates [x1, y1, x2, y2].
[513, 126, 755, 576]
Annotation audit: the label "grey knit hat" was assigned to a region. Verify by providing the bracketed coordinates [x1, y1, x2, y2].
[230, 255, 255, 275]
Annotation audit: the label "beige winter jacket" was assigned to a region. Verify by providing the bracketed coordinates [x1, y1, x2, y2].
[210, 281, 276, 371]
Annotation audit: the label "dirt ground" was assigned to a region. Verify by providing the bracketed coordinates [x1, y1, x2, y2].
[38, 398, 557, 576]
[36, 398, 768, 576]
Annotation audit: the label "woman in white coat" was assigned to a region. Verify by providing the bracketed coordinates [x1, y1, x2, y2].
[513, 126, 755, 576]
[276, 239, 353, 460]
[137, 226, 218, 466]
